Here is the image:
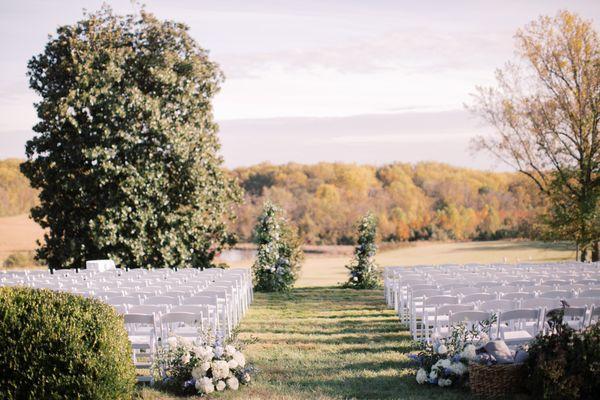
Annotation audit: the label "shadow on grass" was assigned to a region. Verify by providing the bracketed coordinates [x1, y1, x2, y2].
[236, 286, 476, 399]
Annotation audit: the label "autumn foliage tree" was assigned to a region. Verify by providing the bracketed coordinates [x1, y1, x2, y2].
[471, 11, 600, 260]
[21, 7, 240, 270]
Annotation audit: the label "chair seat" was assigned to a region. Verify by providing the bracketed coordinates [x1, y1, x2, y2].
[503, 330, 533, 342]
[129, 335, 153, 349]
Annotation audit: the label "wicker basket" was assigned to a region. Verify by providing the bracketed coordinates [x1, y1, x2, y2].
[468, 362, 525, 398]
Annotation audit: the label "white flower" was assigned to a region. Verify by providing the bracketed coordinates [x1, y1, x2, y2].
[460, 344, 477, 361]
[228, 359, 239, 369]
[225, 344, 236, 357]
[448, 362, 467, 376]
[191, 365, 205, 380]
[233, 351, 246, 368]
[438, 378, 452, 387]
[437, 344, 448, 355]
[200, 361, 210, 372]
[227, 376, 240, 390]
[353, 277, 358, 281]
[215, 380, 226, 391]
[211, 360, 230, 380]
[195, 377, 214, 394]
[166, 336, 178, 348]
[479, 333, 490, 344]
[434, 358, 451, 369]
[416, 368, 428, 384]
[429, 370, 438, 380]
[181, 353, 191, 364]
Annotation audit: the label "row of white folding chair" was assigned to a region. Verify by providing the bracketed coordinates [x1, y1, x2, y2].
[419, 298, 600, 343]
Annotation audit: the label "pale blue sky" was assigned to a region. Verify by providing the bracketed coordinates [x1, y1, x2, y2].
[1, 1, 599, 169]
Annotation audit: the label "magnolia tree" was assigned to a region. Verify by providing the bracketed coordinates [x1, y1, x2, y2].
[21, 7, 241, 270]
[252, 202, 302, 292]
[344, 212, 379, 289]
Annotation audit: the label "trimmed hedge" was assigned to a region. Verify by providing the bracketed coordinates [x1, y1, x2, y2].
[0, 286, 136, 399]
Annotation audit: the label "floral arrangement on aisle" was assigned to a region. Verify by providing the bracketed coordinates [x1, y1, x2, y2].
[344, 212, 379, 289]
[411, 314, 496, 388]
[252, 201, 303, 292]
[153, 330, 255, 396]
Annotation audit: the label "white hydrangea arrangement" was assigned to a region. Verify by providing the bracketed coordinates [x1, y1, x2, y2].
[153, 331, 254, 396]
[411, 315, 495, 388]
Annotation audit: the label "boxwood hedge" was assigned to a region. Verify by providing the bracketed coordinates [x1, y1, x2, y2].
[0, 286, 136, 399]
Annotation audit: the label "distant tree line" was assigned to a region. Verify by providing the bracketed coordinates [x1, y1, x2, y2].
[0, 159, 545, 246]
[231, 161, 546, 245]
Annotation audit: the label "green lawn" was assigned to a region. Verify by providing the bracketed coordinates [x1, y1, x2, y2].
[138, 287, 476, 400]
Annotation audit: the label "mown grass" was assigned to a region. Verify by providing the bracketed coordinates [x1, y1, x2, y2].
[138, 287, 475, 400]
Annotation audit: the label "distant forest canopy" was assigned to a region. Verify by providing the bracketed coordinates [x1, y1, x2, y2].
[0, 159, 545, 244]
[231, 162, 545, 244]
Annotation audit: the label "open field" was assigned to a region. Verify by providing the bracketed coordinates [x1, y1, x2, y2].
[138, 288, 478, 400]
[0, 214, 44, 266]
[219, 240, 575, 287]
[1, 214, 576, 279]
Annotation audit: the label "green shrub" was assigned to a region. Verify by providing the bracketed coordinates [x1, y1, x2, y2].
[526, 311, 600, 399]
[0, 287, 136, 399]
[2, 251, 41, 269]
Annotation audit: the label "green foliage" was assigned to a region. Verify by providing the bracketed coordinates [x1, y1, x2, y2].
[526, 311, 600, 399]
[21, 6, 241, 269]
[344, 212, 379, 289]
[2, 251, 40, 268]
[252, 202, 303, 292]
[0, 286, 136, 399]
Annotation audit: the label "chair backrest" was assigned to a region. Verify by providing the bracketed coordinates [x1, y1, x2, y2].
[436, 303, 474, 315]
[424, 295, 459, 306]
[95, 290, 124, 298]
[522, 298, 562, 310]
[501, 292, 535, 300]
[128, 304, 169, 315]
[449, 311, 492, 326]
[411, 289, 442, 299]
[453, 287, 484, 296]
[479, 300, 517, 312]
[566, 297, 600, 308]
[547, 307, 587, 318]
[498, 308, 540, 323]
[462, 293, 496, 304]
[171, 305, 206, 315]
[105, 296, 142, 306]
[160, 312, 201, 326]
[544, 279, 569, 286]
[124, 313, 155, 325]
[580, 289, 600, 298]
[144, 296, 180, 305]
[182, 295, 218, 306]
[538, 290, 574, 299]
[112, 304, 128, 314]
[408, 283, 438, 291]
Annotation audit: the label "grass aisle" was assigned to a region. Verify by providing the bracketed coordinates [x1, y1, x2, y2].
[140, 287, 474, 400]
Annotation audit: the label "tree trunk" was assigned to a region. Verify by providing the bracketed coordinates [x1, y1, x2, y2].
[592, 241, 600, 262]
[581, 245, 588, 262]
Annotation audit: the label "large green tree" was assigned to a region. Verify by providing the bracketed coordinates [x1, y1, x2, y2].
[21, 7, 241, 270]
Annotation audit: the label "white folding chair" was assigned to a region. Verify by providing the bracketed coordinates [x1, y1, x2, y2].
[496, 309, 541, 346]
[124, 313, 158, 383]
[160, 312, 202, 340]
